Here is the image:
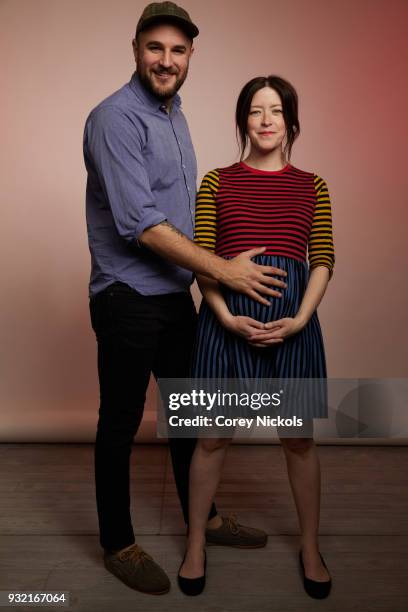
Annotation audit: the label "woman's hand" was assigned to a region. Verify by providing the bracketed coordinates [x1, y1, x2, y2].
[221, 314, 266, 341]
[247, 316, 307, 347]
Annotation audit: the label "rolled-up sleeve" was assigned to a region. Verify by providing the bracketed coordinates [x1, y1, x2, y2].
[85, 106, 167, 242]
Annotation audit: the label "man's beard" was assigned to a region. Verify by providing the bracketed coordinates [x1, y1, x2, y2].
[137, 65, 188, 101]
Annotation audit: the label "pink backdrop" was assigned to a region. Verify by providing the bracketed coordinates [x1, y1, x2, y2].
[1, 0, 407, 440]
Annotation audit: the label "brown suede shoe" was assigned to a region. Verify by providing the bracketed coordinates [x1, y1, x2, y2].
[103, 543, 170, 595]
[205, 515, 267, 548]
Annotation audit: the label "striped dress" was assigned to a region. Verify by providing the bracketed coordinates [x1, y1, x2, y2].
[192, 162, 335, 414]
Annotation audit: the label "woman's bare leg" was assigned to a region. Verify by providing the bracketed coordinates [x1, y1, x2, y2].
[280, 437, 330, 581]
[179, 437, 231, 578]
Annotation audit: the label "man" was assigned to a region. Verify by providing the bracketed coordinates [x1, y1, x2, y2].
[83, 1, 287, 595]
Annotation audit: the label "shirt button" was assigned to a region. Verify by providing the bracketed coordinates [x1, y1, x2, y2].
[182, 164, 186, 169]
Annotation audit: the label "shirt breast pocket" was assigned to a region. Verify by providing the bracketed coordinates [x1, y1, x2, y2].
[143, 138, 180, 191]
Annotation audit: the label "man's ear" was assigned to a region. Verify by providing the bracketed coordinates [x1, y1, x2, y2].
[190, 44, 195, 57]
[132, 38, 138, 60]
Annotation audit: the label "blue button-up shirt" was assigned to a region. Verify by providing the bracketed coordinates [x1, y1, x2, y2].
[83, 72, 197, 296]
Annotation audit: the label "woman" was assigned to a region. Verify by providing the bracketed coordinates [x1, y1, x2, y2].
[177, 76, 334, 598]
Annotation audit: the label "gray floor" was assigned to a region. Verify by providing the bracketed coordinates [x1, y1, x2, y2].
[1, 444, 408, 611]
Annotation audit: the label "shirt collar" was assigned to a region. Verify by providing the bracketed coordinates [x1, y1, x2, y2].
[129, 72, 182, 112]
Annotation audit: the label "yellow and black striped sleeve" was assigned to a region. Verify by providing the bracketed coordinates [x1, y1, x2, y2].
[308, 175, 335, 278]
[193, 170, 219, 252]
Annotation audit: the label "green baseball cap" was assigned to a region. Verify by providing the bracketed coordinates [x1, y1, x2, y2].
[136, 2, 199, 39]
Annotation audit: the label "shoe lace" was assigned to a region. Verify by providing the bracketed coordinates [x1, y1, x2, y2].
[225, 513, 240, 535]
[117, 543, 152, 566]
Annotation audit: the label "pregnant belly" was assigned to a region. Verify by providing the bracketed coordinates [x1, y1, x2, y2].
[221, 255, 308, 324]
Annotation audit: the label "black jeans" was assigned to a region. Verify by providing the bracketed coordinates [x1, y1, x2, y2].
[89, 281, 217, 552]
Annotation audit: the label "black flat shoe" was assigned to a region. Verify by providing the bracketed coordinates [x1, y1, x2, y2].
[177, 550, 206, 596]
[299, 549, 332, 599]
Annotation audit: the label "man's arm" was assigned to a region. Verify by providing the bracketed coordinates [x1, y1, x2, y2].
[139, 221, 287, 307]
[84, 107, 167, 242]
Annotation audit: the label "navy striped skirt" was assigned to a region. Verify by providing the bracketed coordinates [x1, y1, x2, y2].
[192, 255, 326, 378]
[191, 256, 327, 420]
